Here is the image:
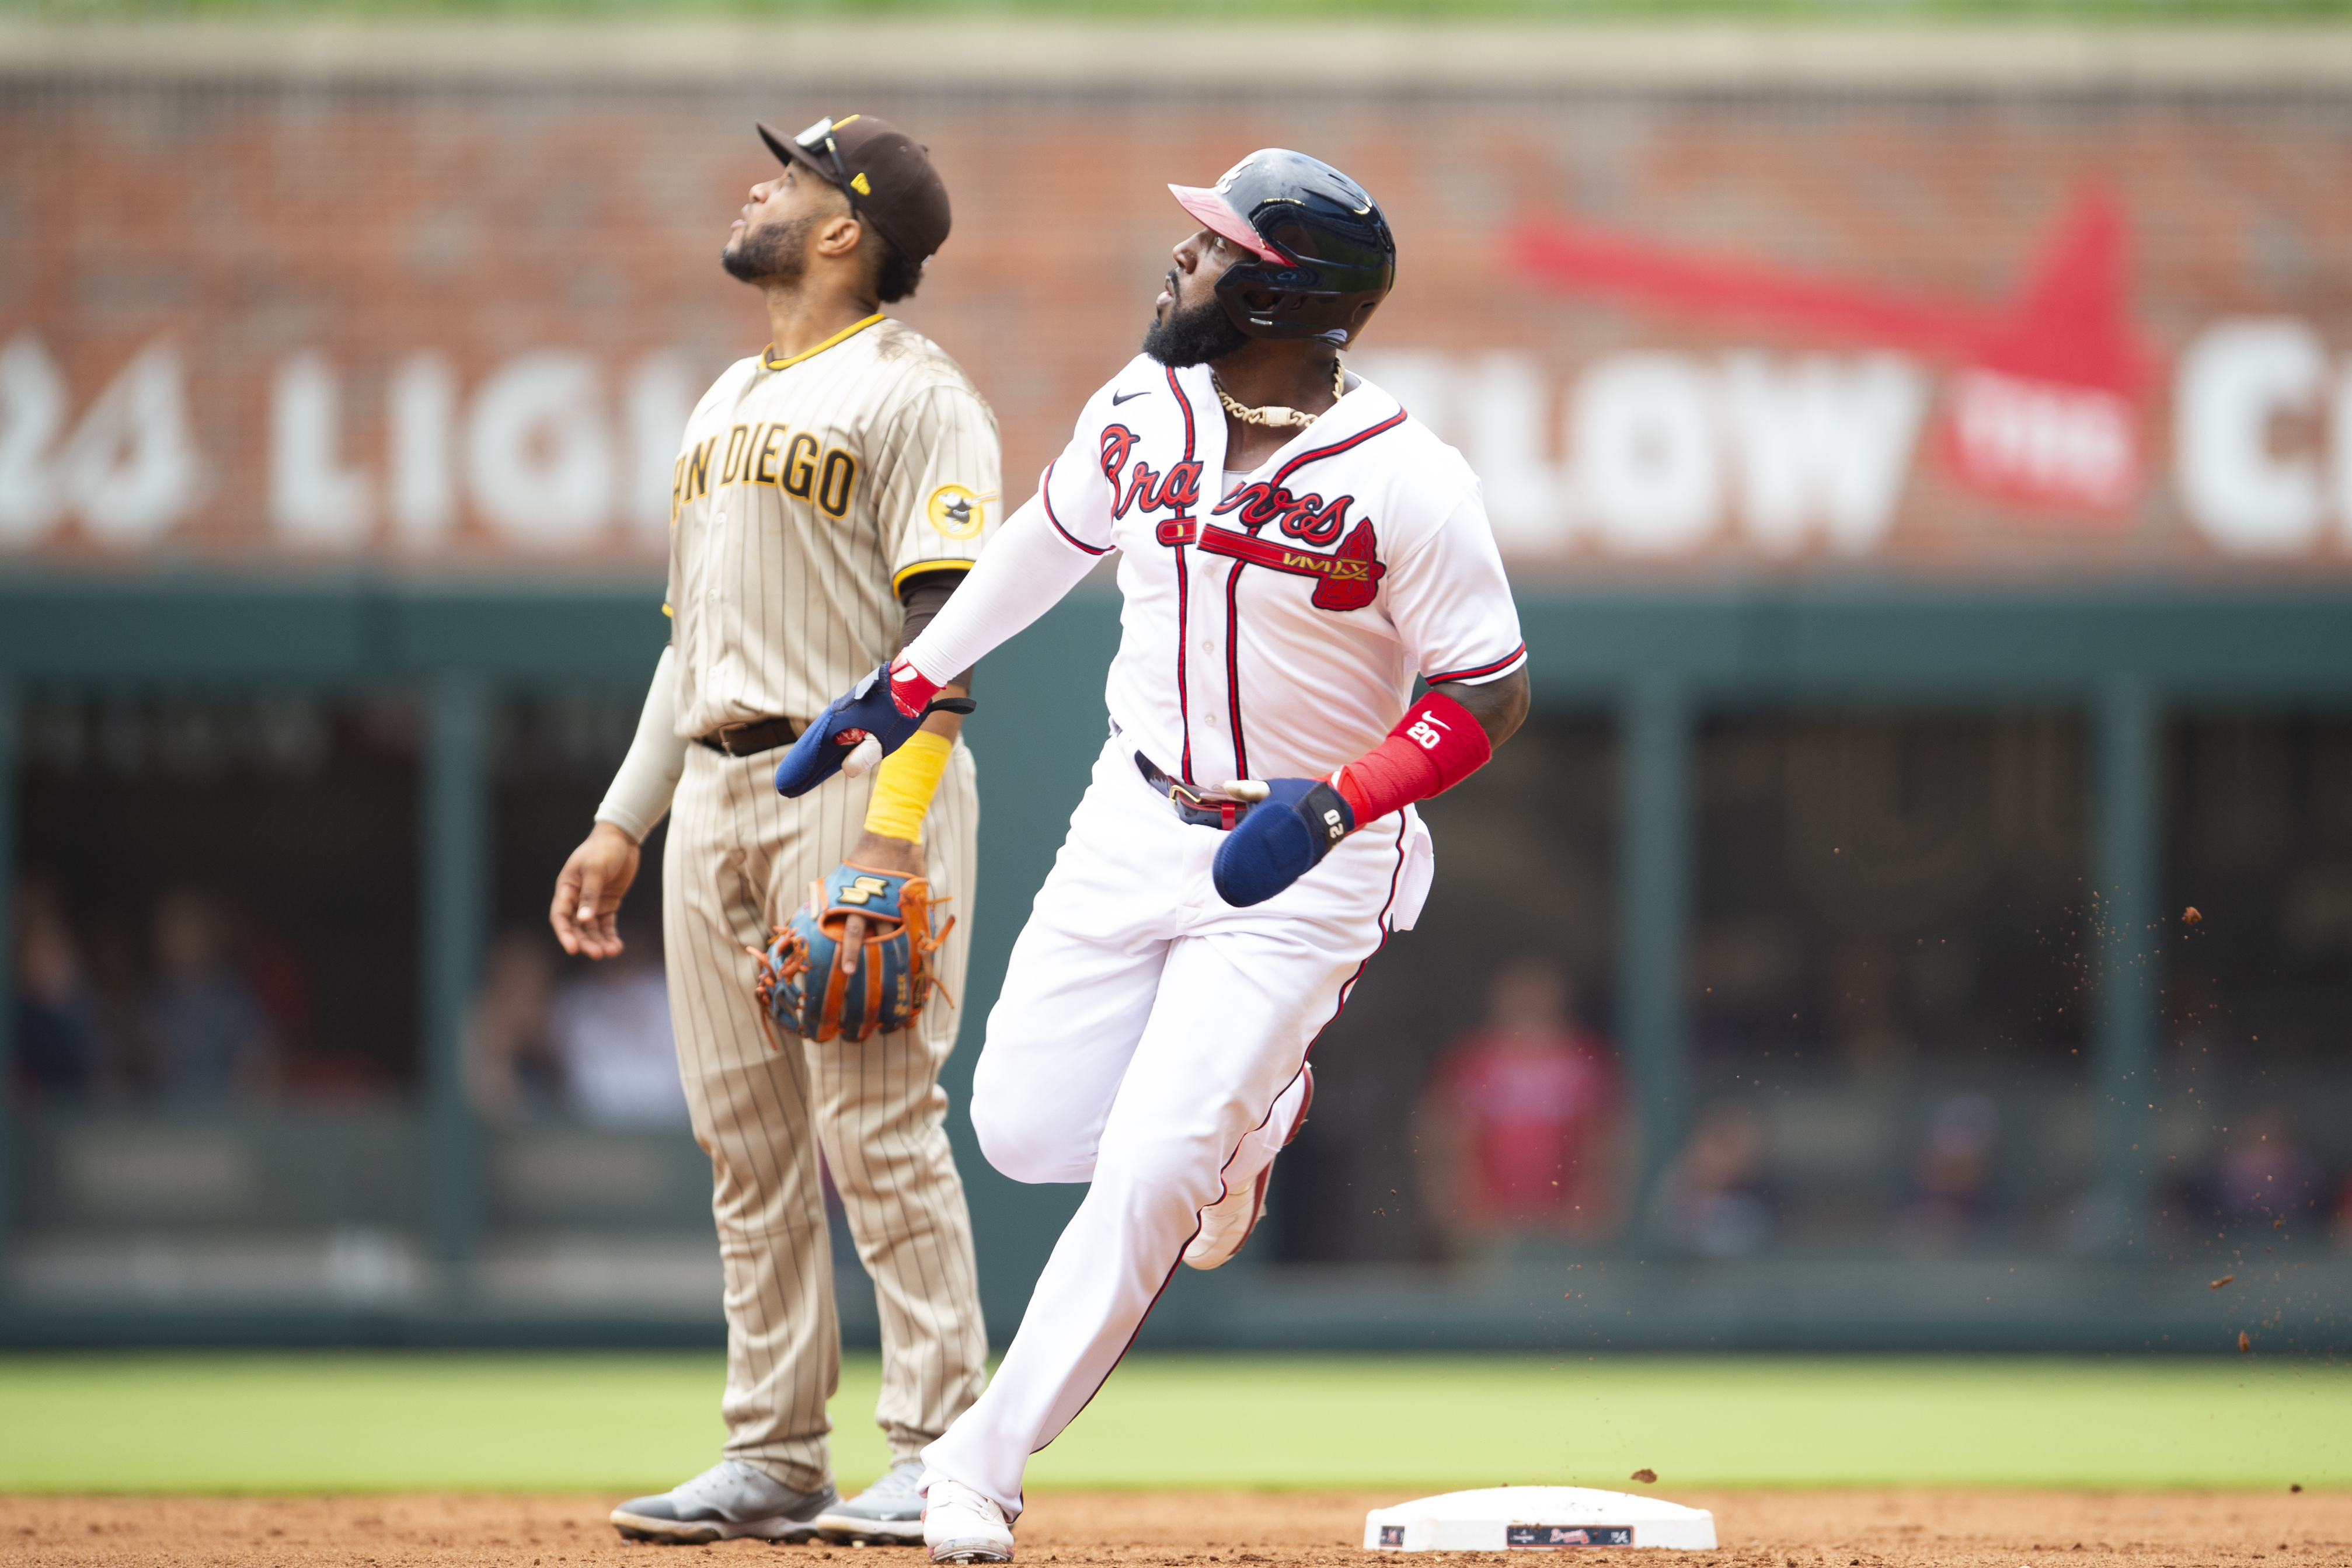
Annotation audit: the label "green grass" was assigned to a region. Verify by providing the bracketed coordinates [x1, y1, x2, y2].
[0, 1353, 2346, 1494]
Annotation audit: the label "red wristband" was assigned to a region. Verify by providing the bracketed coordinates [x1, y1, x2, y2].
[887, 656, 940, 720]
[1333, 689, 1493, 826]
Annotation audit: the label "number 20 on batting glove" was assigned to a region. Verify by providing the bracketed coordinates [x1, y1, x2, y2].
[773, 660, 973, 799]
[1211, 778, 1356, 907]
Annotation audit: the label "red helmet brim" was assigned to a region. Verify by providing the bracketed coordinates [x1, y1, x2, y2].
[1168, 183, 1286, 265]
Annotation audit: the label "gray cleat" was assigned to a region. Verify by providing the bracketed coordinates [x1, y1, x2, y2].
[814, 1458, 928, 1544]
[609, 1459, 840, 1544]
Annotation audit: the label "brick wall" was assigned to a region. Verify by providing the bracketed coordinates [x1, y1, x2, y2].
[6, 76, 2352, 579]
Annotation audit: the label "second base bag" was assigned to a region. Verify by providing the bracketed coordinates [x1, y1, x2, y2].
[751, 863, 954, 1043]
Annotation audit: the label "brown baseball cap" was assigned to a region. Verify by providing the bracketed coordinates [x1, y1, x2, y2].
[757, 113, 953, 266]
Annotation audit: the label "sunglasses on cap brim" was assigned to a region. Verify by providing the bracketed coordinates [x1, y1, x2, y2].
[794, 118, 860, 213]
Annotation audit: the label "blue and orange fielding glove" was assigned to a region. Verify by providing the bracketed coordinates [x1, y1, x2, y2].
[750, 865, 955, 1042]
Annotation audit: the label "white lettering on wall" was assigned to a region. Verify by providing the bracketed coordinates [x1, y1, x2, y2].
[68, 344, 204, 548]
[0, 334, 68, 545]
[267, 346, 693, 555]
[1358, 347, 1925, 559]
[1950, 368, 2134, 512]
[1722, 353, 1926, 555]
[465, 350, 614, 550]
[2176, 318, 2329, 555]
[0, 334, 203, 549]
[270, 352, 373, 549]
[390, 352, 458, 550]
[1569, 353, 1722, 555]
[23, 326, 2352, 564]
[242, 346, 695, 555]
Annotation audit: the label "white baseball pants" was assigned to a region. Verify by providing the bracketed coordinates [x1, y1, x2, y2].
[921, 734, 1431, 1518]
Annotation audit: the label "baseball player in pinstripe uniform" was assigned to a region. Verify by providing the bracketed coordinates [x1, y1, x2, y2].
[549, 114, 996, 1547]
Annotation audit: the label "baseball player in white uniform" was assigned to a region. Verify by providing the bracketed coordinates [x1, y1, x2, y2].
[549, 114, 997, 1547]
[773, 150, 1529, 1562]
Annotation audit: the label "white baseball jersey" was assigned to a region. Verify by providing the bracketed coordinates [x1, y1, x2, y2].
[667, 313, 1002, 739]
[1032, 355, 1526, 785]
[915, 356, 1527, 1521]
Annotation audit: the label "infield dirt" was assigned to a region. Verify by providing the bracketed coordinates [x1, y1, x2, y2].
[2, 1489, 2345, 1567]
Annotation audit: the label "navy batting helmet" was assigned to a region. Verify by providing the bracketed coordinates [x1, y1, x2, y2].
[1168, 149, 1396, 347]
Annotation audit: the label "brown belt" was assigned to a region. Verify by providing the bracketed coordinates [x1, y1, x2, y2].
[698, 716, 802, 757]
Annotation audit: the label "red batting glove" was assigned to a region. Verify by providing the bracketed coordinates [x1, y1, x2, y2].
[887, 656, 940, 720]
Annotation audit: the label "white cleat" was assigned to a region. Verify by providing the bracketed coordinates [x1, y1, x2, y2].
[1184, 1062, 1313, 1270]
[924, 1478, 1016, 1563]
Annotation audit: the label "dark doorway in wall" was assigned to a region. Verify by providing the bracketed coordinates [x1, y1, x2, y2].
[1273, 710, 1621, 1266]
[18, 690, 421, 1104]
[2160, 713, 2352, 1249]
[1686, 709, 2091, 1258]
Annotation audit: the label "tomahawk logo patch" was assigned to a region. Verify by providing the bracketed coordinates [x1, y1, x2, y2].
[1198, 517, 1384, 611]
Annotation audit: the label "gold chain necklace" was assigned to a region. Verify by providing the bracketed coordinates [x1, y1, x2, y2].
[1212, 360, 1347, 429]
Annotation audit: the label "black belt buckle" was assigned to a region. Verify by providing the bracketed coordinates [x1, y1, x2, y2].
[1134, 751, 1250, 831]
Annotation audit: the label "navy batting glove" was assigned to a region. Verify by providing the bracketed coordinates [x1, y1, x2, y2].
[1211, 778, 1356, 907]
[773, 664, 978, 799]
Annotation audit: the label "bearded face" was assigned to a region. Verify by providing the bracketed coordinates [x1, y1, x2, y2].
[1142, 289, 1252, 367]
[722, 211, 820, 285]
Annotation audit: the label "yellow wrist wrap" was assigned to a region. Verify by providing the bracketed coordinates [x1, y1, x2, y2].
[864, 730, 953, 843]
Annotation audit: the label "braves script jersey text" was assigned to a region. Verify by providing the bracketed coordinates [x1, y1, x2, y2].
[667, 314, 1002, 739]
[1033, 356, 1525, 783]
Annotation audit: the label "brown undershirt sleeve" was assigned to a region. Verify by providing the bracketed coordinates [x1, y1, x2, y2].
[898, 570, 977, 690]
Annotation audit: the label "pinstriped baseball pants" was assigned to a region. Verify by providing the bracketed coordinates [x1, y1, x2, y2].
[662, 738, 988, 1494]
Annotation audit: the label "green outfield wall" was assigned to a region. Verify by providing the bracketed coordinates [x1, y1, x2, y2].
[1, 574, 2347, 1351]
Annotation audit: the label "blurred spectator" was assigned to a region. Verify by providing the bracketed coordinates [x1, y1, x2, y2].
[1894, 1092, 2003, 1252]
[241, 915, 313, 1057]
[1416, 956, 1622, 1244]
[243, 910, 384, 1103]
[468, 929, 563, 1121]
[142, 887, 276, 1100]
[2215, 1110, 2317, 1221]
[547, 917, 689, 1128]
[14, 877, 103, 1097]
[82, 912, 149, 1092]
[1650, 1102, 1773, 1256]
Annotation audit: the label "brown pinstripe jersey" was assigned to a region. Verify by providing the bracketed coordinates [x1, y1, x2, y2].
[667, 313, 1002, 738]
